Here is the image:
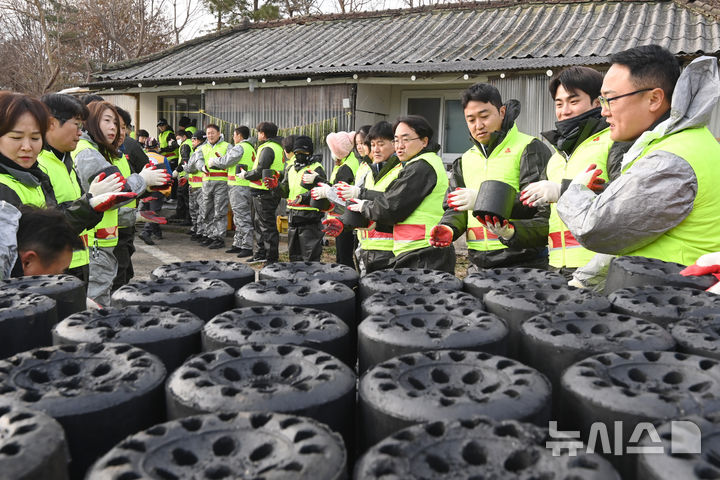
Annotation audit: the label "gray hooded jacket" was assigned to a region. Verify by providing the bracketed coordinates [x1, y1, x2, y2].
[557, 56, 720, 261]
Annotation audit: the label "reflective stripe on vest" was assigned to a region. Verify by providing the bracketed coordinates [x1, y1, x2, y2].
[546, 128, 612, 268]
[393, 152, 448, 256]
[287, 161, 322, 211]
[359, 162, 402, 252]
[462, 124, 535, 252]
[249, 141, 284, 190]
[622, 126, 720, 265]
[72, 139, 119, 248]
[201, 141, 230, 181]
[228, 141, 257, 187]
[37, 149, 89, 268]
[330, 152, 360, 184]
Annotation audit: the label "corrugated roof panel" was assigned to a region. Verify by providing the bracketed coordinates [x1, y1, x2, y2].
[90, 1, 720, 86]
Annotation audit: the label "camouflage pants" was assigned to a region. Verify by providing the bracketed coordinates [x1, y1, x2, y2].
[201, 180, 228, 238]
[229, 185, 254, 250]
[88, 246, 118, 307]
[189, 186, 203, 233]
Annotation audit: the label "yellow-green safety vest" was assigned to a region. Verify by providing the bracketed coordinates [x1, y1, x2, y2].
[201, 141, 230, 181]
[0, 173, 46, 207]
[622, 126, 720, 265]
[249, 141, 284, 190]
[72, 139, 118, 248]
[359, 162, 403, 252]
[38, 149, 89, 269]
[330, 152, 360, 184]
[159, 129, 177, 160]
[287, 161, 323, 211]
[547, 128, 612, 268]
[228, 141, 256, 187]
[462, 125, 535, 252]
[178, 139, 194, 179]
[393, 152, 448, 256]
[185, 126, 197, 136]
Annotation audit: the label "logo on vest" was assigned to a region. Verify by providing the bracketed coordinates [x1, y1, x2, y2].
[593, 136, 600, 142]
[504, 148, 511, 153]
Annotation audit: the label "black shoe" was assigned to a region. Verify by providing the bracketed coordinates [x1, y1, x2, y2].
[152, 231, 163, 240]
[263, 259, 278, 267]
[225, 246, 242, 254]
[200, 236, 213, 246]
[248, 254, 267, 264]
[190, 233, 201, 241]
[236, 249, 253, 259]
[185, 229, 195, 235]
[138, 232, 155, 245]
[208, 238, 225, 249]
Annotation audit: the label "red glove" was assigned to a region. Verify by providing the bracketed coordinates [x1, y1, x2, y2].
[90, 191, 137, 212]
[572, 164, 606, 192]
[322, 218, 343, 237]
[286, 195, 305, 208]
[262, 172, 280, 189]
[429, 225, 453, 247]
[477, 215, 515, 240]
[680, 252, 720, 292]
[179, 177, 188, 186]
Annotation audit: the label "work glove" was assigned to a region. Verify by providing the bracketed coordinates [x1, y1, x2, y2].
[680, 251, 720, 294]
[236, 169, 247, 180]
[568, 277, 586, 289]
[200, 164, 209, 174]
[571, 164, 606, 192]
[336, 182, 361, 201]
[478, 215, 515, 240]
[446, 187, 478, 211]
[321, 217, 344, 237]
[301, 170, 319, 184]
[520, 180, 561, 207]
[262, 171, 280, 189]
[347, 198, 367, 213]
[179, 177, 188, 187]
[89, 191, 137, 212]
[140, 164, 171, 191]
[88, 172, 124, 196]
[311, 183, 332, 200]
[286, 195, 305, 208]
[172, 170, 179, 179]
[429, 225, 454, 248]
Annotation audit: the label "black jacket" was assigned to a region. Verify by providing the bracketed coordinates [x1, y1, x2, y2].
[0, 153, 101, 235]
[121, 137, 149, 174]
[245, 137, 283, 183]
[440, 100, 552, 268]
[506, 112, 631, 251]
[278, 155, 327, 224]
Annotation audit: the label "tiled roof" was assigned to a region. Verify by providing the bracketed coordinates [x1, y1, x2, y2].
[89, 0, 720, 87]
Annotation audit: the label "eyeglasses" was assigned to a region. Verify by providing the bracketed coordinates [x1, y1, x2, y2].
[393, 136, 420, 146]
[597, 88, 653, 111]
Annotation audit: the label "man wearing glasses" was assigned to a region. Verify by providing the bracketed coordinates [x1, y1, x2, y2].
[430, 82, 551, 270]
[557, 45, 720, 276]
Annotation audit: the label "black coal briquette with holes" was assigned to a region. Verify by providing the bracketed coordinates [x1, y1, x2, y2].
[112, 277, 235, 321]
[259, 261, 359, 289]
[358, 350, 551, 449]
[484, 281, 611, 359]
[236, 279, 356, 331]
[355, 416, 620, 479]
[151, 260, 256, 291]
[670, 314, 720, 361]
[0, 400, 69, 480]
[52, 305, 204, 372]
[202, 306, 352, 367]
[0, 274, 85, 320]
[637, 412, 720, 480]
[358, 268, 463, 301]
[463, 267, 567, 302]
[86, 412, 346, 480]
[609, 285, 720, 328]
[0, 343, 166, 479]
[520, 311, 676, 392]
[561, 351, 720, 477]
[361, 286, 483, 319]
[166, 344, 356, 446]
[604, 255, 718, 295]
[358, 305, 508, 373]
[0, 291, 57, 359]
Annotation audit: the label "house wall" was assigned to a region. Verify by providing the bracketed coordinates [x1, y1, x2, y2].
[138, 93, 162, 135]
[355, 84, 392, 127]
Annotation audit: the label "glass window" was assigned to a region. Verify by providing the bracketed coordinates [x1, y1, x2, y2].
[444, 99, 471, 155]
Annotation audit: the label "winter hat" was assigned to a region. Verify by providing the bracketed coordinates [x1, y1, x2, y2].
[326, 131, 355, 160]
[192, 130, 206, 141]
[293, 135, 314, 154]
[156, 118, 169, 127]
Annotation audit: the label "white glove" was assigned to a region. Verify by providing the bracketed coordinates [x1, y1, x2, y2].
[446, 188, 478, 211]
[236, 170, 247, 180]
[336, 182, 361, 201]
[520, 180, 561, 207]
[696, 252, 720, 267]
[88, 172, 123, 196]
[301, 170, 319, 184]
[479, 215, 515, 240]
[172, 170, 179, 179]
[206, 158, 217, 169]
[200, 164, 209, 174]
[311, 183, 332, 200]
[140, 164, 170, 189]
[347, 199, 367, 213]
[568, 277, 586, 289]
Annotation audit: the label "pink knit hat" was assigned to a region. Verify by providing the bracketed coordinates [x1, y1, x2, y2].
[326, 131, 355, 160]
